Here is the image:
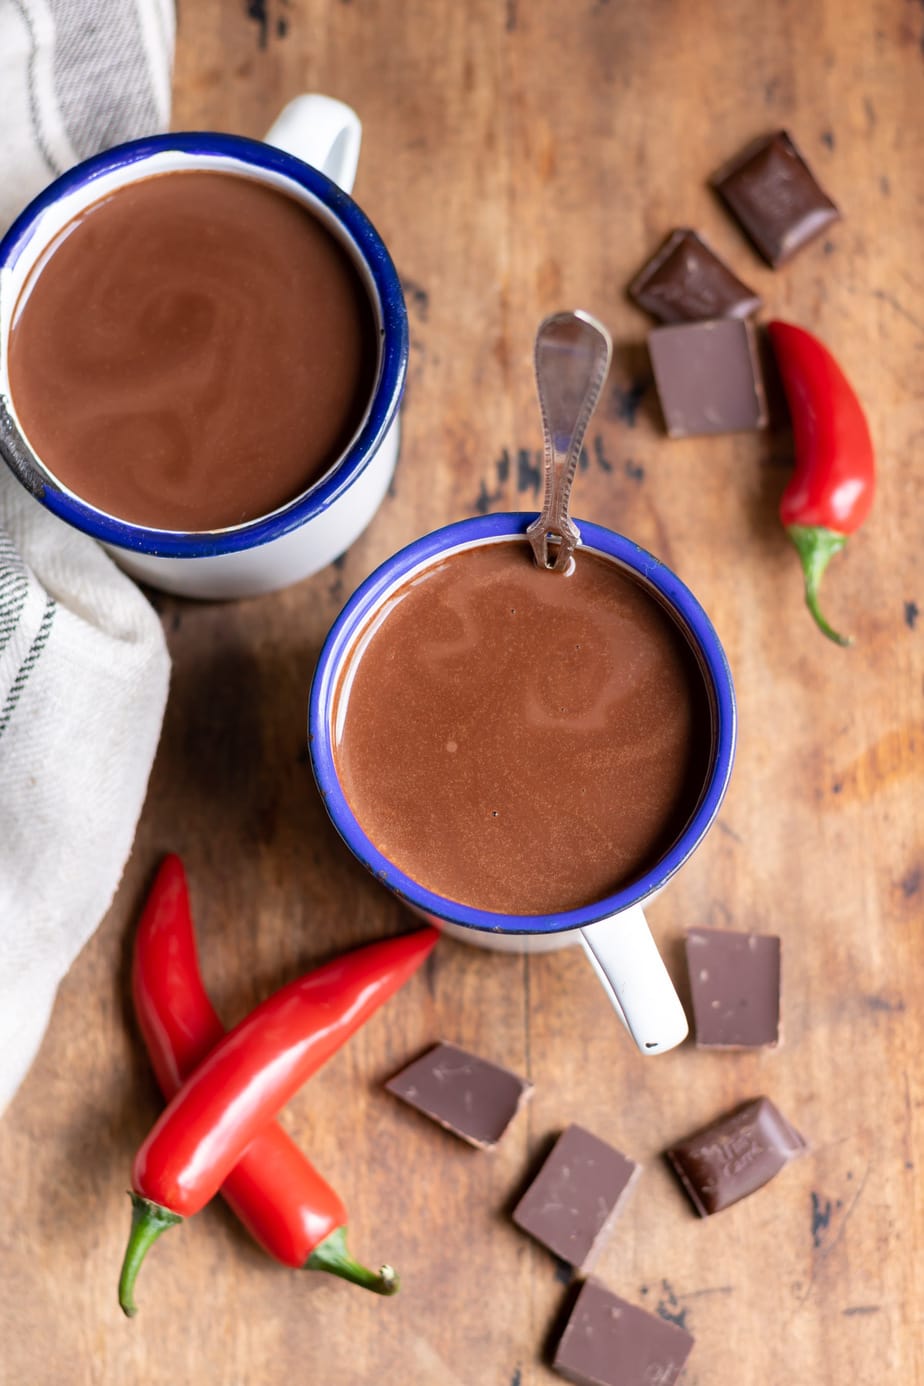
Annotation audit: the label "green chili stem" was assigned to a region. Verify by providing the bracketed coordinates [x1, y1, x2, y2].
[306, 1225, 399, 1295]
[787, 524, 852, 647]
[118, 1192, 183, 1317]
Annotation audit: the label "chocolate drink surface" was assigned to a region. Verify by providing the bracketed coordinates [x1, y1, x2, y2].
[332, 540, 712, 915]
[8, 170, 377, 530]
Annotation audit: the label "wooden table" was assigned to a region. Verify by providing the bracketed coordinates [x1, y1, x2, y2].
[1, 1, 921, 1381]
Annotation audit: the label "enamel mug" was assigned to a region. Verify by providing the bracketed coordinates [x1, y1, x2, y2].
[309, 512, 737, 1056]
[0, 96, 406, 599]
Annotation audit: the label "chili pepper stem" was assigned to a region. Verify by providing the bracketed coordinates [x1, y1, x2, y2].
[786, 524, 852, 647]
[118, 1192, 183, 1317]
[306, 1225, 399, 1295]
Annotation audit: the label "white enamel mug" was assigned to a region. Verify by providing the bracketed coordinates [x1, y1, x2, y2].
[309, 513, 737, 1056]
[0, 96, 407, 599]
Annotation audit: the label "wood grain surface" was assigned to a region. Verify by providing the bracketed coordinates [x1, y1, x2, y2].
[1, 1, 921, 1382]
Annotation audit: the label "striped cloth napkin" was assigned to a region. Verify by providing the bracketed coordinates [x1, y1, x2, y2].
[0, 0, 175, 1117]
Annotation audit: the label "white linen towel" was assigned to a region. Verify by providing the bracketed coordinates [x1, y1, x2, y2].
[0, 0, 175, 1116]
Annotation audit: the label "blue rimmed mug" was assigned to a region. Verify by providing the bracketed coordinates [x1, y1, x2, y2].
[309, 512, 737, 1056]
[0, 97, 407, 599]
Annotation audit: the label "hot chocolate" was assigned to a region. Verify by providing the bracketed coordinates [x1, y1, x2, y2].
[8, 169, 377, 531]
[331, 539, 712, 915]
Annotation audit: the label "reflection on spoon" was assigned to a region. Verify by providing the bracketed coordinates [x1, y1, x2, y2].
[526, 310, 613, 573]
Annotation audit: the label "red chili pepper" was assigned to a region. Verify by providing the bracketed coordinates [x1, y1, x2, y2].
[127, 856, 399, 1312]
[767, 320, 875, 646]
[118, 865, 438, 1315]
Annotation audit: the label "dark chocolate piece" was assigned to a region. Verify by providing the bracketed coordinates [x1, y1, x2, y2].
[553, 1280, 694, 1386]
[385, 1041, 532, 1148]
[711, 130, 841, 266]
[666, 1096, 806, 1216]
[647, 318, 767, 437]
[686, 927, 781, 1048]
[628, 227, 762, 323]
[512, 1124, 640, 1269]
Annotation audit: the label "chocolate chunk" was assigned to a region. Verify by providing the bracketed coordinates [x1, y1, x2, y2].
[711, 130, 841, 266]
[512, 1125, 640, 1268]
[685, 927, 781, 1048]
[647, 318, 767, 437]
[628, 228, 762, 323]
[553, 1280, 694, 1386]
[385, 1041, 532, 1148]
[666, 1096, 806, 1216]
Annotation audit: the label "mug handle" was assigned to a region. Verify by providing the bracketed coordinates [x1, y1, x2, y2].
[263, 94, 362, 195]
[580, 905, 688, 1055]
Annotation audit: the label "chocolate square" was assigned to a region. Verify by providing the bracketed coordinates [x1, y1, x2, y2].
[553, 1280, 694, 1386]
[647, 318, 767, 437]
[711, 130, 841, 266]
[385, 1041, 532, 1148]
[628, 228, 762, 323]
[685, 927, 781, 1048]
[666, 1096, 806, 1217]
[512, 1125, 640, 1269]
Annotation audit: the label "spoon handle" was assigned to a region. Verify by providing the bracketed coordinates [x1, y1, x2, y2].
[527, 310, 613, 572]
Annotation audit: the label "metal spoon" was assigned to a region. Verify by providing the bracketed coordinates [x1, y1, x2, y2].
[527, 310, 613, 573]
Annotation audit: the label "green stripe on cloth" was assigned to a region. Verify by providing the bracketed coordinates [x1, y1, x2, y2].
[0, 594, 57, 739]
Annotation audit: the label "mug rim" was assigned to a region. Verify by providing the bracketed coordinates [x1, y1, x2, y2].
[308, 511, 737, 935]
[0, 132, 408, 559]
